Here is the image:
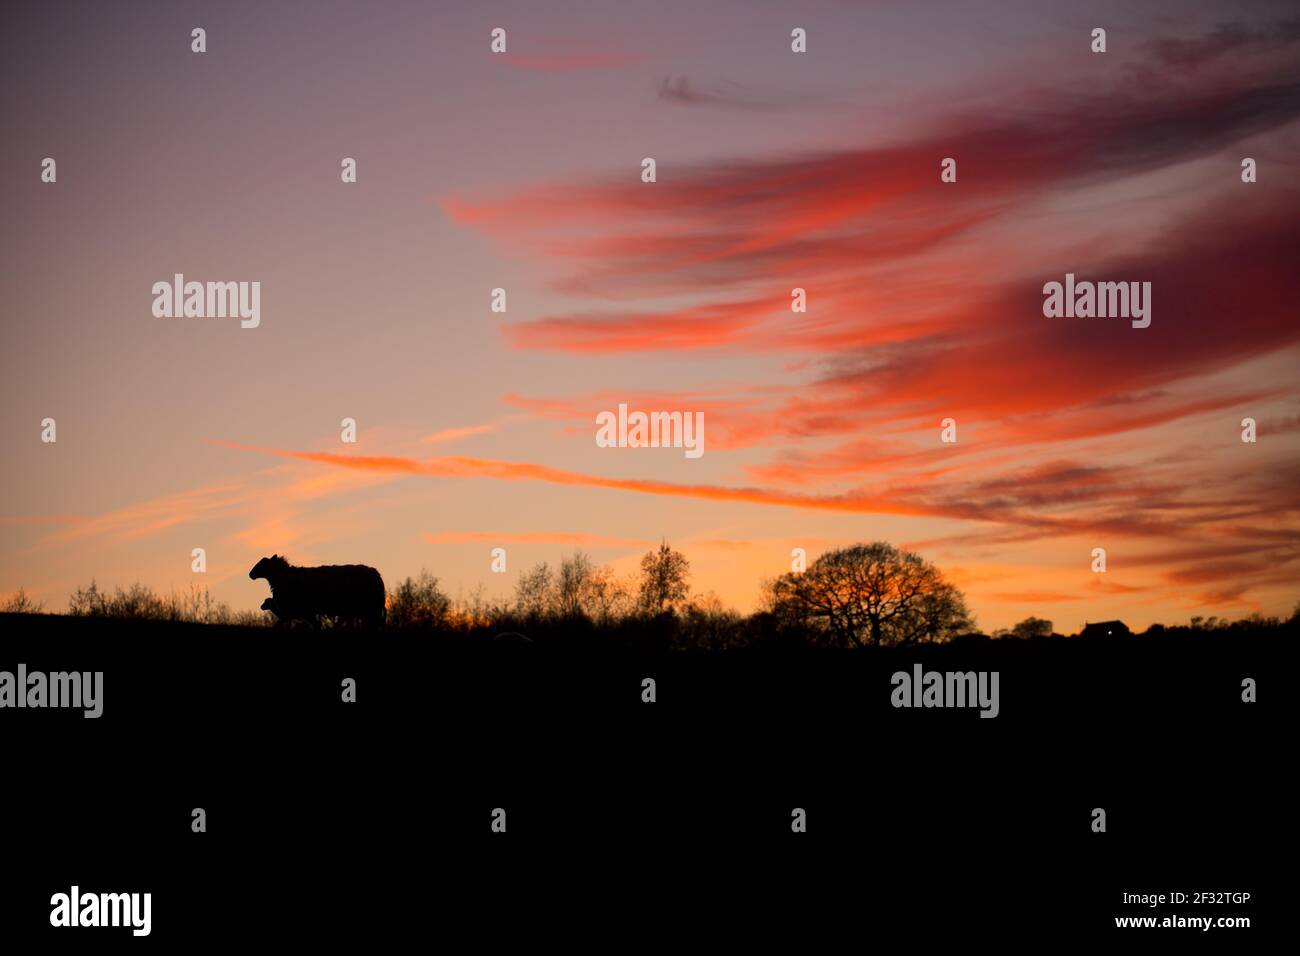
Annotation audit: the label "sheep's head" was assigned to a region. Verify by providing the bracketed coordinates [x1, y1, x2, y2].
[249, 554, 287, 580]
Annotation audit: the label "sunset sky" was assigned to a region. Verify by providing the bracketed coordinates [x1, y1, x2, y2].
[3, 0, 1298, 632]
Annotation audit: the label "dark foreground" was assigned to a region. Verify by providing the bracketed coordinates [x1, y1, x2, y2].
[0, 612, 1289, 944]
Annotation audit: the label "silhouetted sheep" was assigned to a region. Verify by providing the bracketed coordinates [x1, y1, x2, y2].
[249, 555, 385, 627]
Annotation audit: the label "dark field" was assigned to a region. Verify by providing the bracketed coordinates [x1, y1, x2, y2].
[2, 611, 1288, 941]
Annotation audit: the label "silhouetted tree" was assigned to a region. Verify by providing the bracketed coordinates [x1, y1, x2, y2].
[679, 592, 744, 650]
[510, 553, 634, 623]
[1010, 616, 1054, 639]
[514, 562, 554, 620]
[903, 580, 974, 643]
[765, 542, 972, 647]
[386, 571, 452, 628]
[580, 564, 635, 624]
[638, 541, 690, 614]
[555, 551, 596, 619]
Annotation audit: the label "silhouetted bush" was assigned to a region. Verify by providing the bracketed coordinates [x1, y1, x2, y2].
[386, 571, 453, 629]
[677, 593, 746, 651]
[1, 588, 44, 613]
[35, 543, 1298, 652]
[1010, 617, 1054, 639]
[66, 580, 265, 625]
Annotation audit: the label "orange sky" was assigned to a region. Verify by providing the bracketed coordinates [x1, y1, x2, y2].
[3, 1, 1298, 632]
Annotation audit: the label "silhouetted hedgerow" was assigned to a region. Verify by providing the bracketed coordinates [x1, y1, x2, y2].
[34, 542, 1300, 650]
[64, 580, 266, 626]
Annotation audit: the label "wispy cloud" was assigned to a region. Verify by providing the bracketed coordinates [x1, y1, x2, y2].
[655, 75, 848, 111]
[0, 515, 85, 526]
[41, 483, 252, 545]
[215, 441, 944, 517]
[422, 530, 654, 548]
[499, 33, 645, 72]
[421, 423, 501, 445]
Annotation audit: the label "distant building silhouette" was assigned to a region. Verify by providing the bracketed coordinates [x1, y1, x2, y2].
[1079, 620, 1131, 639]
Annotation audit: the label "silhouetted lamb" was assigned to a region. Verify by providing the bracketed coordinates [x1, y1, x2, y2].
[249, 555, 385, 628]
[261, 595, 309, 629]
[260, 597, 284, 625]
